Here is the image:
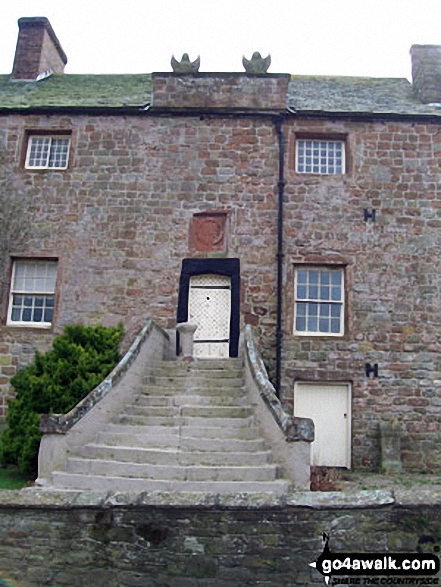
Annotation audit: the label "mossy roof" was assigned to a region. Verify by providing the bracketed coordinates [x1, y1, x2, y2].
[0, 72, 441, 118]
[0, 74, 152, 110]
[287, 75, 441, 117]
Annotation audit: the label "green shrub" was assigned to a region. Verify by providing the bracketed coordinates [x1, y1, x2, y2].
[0, 323, 124, 476]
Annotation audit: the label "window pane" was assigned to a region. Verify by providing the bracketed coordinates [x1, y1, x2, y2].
[22, 308, 32, 321]
[34, 297, 44, 307]
[297, 270, 308, 284]
[27, 137, 50, 167]
[331, 304, 341, 318]
[296, 316, 306, 331]
[49, 138, 70, 168]
[296, 139, 345, 174]
[308, 316, 318, 331]
[331, 272, 342, 286]
[297, 285, 307, 299]
[319, 303, 331, 318]
[294, 267, 344, 335]
[309, 285, 318, 299]
[309, 270, 319, 284]
[13, 261, 57, 294]
[321, 272, 330, 285]
[319, 286, 330, 300]
[44, 305, 54, 322]
[331, 318, 341, 333]
[27, 136, 70, 169]
[319, 318, 330, 332]
[11, 308, 21, 321]
[10, 294, 55, 324]
[10, 261, 57, 326]
[13, 294, 23, 306]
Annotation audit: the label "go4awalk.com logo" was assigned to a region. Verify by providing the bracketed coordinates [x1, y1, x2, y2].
[310, 534, 440, 585]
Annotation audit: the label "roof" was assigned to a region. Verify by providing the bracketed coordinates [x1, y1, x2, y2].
[287, 75, 441, 117]
[1, 72, 441, 118]
[0, 74, 152, 110]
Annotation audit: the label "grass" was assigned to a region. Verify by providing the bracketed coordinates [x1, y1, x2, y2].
[0, 468, 32, 490]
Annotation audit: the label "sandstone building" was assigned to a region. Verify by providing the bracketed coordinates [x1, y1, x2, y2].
[1, 17, 441, 472]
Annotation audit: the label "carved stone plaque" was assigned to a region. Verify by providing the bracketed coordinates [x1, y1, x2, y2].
[189, 212, 227, 253]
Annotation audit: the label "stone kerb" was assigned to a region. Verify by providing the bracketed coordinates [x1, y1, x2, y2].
[244, 325, 314, 489]
[37, 320, 170, 486]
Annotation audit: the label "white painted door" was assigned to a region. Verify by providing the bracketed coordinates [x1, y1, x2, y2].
[294, 382, 351, 468]
[188, 274, 231, 358]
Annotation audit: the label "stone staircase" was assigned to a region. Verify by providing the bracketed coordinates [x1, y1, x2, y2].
[49, 359, 292, 493]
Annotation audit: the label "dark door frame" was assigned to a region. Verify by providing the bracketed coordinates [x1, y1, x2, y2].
[176, 258, 240, 357]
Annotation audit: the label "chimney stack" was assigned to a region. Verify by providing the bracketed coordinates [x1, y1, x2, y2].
[410, 44, 441, 104]
[11, 17, 67, 81]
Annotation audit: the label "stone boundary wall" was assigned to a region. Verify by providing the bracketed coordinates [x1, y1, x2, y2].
[0, 488, 440, 586]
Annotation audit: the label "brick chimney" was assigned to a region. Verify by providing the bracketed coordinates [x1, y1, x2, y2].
[11, 17, 67, 81]
[410, 44, 441, 104]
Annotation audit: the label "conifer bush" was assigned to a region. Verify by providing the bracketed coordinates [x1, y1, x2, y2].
[0, 323, 123, 476]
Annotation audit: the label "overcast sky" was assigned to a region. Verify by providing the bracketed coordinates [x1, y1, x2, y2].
[1, 0, 441, 80]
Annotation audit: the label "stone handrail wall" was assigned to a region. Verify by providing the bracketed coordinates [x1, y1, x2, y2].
[244, 325, 314, 442]
[40, 319, 168, 434]
[244, 325, 314, 489]
[37, 319, 170, 486]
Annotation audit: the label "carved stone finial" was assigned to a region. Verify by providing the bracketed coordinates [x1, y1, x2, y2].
[242, 52, 271, 74]
[171, 53, 200, 73]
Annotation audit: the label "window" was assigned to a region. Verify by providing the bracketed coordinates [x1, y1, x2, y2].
[294, 267, 344, 335]
[296, 139, 345, 174]
[25, 135, 70, 169]
[8, 260, 57, 327]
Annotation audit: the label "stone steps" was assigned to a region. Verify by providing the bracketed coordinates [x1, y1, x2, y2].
[82, 444, 273, 466]
[49, 473, 291, 494]
[48, 359, 292, 494]
[124, 404, 253, 419]
[95, 432, 266, 452]
[65, 458, 280, 482]
[102, 423, 260, 440]
[133, 394, 249, 407]
[118, 415, 256, 428]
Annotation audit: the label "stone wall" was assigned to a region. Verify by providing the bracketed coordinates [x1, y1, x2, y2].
[281, 118, 441, 472]
[0, 111, 280, 406]
[0, 489, 440, 586]
[2, 108, 441, 470]
[151, 72, 290, 111]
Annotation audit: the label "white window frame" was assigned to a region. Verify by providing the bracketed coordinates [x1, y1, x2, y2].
[294, 267, 344, 336]
[295, 139, 345, 175]
[25, 135, 71, 170]
[7, 260, 58, 328]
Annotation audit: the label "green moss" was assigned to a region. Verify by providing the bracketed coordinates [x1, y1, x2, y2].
[0, 74, 152, 109]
